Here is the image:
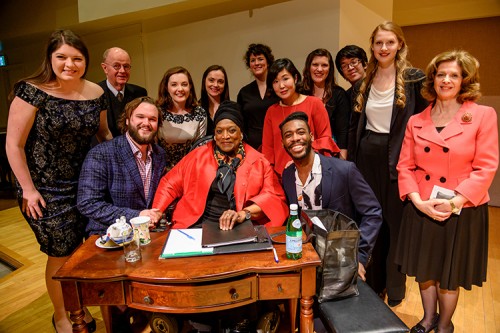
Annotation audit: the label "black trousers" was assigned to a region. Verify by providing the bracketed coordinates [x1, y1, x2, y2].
[356, 130, 406, 301]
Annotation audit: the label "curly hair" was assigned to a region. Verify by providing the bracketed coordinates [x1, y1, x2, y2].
[301, 48, 338, 102]
[421, 50, 481, 103]
[118, 96, 162, 134]
[243, 43, 275, 68]
[354, 22, 411, 113]
[157, 66, 198, 111]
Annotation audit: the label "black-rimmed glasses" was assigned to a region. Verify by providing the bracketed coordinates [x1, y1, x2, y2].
[340, 59, 361, 71]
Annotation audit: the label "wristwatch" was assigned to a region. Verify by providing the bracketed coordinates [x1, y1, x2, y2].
[449, 200, 460, 214]
[244, 209, 252, 220]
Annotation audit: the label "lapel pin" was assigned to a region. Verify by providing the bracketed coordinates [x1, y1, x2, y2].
[461, 112, 472, 123]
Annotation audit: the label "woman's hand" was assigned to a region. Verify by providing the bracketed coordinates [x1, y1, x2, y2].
[413, 198, 452, 222]
[219, 209, 244, 230]
[22, 188, 46, 220]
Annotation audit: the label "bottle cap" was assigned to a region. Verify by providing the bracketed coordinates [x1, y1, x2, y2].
[290, 204, 298, 211]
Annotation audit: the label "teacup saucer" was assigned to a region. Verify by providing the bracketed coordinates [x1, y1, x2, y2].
[95, 236, 122, 249]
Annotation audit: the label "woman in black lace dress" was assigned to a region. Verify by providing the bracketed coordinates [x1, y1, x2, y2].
[6, 30, 111, 333]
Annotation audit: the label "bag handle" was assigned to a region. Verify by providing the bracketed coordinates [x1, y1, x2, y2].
[269, 225, 315, 244]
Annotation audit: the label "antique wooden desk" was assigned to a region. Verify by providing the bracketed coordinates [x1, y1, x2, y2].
[54, 227, 321, 333]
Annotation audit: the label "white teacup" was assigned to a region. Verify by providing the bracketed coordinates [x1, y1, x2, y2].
[130, 216, 151, 245]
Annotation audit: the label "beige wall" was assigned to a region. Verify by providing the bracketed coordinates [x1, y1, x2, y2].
[394, 0, 500, 26]
[142, 0, 344, 99]
[337, 0, 392, 89]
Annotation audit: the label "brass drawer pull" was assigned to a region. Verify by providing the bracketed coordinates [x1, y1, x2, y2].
[98, 290, 105, 299]
[277, 284, 283, 293]
[229, 288, 239, 300]
[144, 296, 154, 305]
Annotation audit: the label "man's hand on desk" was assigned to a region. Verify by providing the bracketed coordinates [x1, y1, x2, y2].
[140, 208, 162, 228]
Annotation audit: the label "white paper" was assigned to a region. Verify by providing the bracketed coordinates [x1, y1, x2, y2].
[430, 185, 455, 200]
[162, 229, 214, 256]
[310, 216, 327, 231]
[430, 185, 461, 214]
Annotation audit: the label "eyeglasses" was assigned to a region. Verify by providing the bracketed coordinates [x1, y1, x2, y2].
[105, 63, 132, 72]
[340, 59, 361, 71]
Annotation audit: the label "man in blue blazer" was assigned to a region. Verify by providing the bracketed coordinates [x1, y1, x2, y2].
[99, 47, 148, 138]
[78, 97, 167, 236]
[280, 112, 382, 280]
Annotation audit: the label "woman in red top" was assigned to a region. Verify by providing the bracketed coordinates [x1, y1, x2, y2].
[262, 58, 339, 177]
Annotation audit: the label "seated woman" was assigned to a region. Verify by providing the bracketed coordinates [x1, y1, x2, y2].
[152, 100, 288, 230]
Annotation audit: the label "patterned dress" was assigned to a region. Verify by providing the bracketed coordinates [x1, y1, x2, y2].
[158, 105, 207, 171]
[14, 82, 106, 257]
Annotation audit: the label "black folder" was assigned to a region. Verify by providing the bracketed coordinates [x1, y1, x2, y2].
[202, 219, 257, 247]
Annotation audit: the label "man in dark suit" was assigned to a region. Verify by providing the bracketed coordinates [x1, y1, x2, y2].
[78, 97, 166, 236]
[280, 111, 382, 280]
[99, 47, 148, 137]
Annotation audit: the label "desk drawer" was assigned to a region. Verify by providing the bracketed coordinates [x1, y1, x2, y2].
[128, 276, 257, 313]
[259, 274, 301, 300]
[80, 281, 125, 305]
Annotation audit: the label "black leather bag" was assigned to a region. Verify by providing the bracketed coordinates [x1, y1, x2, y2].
[301, 209, 360, 303]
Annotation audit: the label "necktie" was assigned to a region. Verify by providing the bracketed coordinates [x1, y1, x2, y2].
[117, 92, 123, 102]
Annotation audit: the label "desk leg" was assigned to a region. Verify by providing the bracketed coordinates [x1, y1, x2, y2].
[289, 298, 298, 331]
[69, 308, 88, 333]
[299, 296, 314, 333]
[300, 266, 316, 333]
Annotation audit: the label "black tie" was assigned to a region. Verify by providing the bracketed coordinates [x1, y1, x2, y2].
[117, 92, 123, 102]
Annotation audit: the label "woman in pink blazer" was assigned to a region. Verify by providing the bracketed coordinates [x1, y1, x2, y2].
[396, 50, 498, 333]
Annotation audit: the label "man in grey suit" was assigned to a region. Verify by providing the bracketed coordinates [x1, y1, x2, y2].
[99, 47, 148, 137]
[78, 97, 166, 236]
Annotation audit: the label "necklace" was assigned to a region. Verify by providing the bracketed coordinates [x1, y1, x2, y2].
[280, 94, 302, 118]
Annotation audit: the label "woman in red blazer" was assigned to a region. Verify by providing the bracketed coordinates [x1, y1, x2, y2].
[396, 50, 498, 333]
[153, 100, 288, 230]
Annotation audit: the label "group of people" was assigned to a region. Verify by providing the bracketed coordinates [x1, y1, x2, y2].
[5, 19, 498, 333]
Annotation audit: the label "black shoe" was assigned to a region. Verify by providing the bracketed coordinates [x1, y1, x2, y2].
[388, 298, 402, 307]
[52, 314, 58, 333]
[86, 318, 97, 333]
[410, 313, 439, 333]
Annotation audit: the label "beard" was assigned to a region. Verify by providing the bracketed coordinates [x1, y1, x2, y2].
[128, 125, 156, 145]
[285, 140, 313, 161]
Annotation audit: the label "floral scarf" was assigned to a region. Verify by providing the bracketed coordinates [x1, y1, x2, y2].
[213, 142, 245, 210]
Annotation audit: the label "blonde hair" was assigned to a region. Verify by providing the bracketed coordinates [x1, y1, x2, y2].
[421, 50, 481, 103]
[354, 22, 410, 113]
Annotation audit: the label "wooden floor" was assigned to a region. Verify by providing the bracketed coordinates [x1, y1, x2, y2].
[0, 203, 499, 333]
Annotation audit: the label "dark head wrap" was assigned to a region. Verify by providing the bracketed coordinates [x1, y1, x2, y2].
[212, 100, 246, 210]
[213, 100, 244, 131]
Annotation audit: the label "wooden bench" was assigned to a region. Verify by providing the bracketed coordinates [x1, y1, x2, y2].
[318, 279, 409, 333]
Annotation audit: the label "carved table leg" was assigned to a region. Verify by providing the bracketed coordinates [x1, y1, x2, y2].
[300, 296, 314, 333]
[69, 308, 88, 333]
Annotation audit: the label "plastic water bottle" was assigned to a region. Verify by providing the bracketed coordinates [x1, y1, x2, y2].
[286, 204, 302, 259]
